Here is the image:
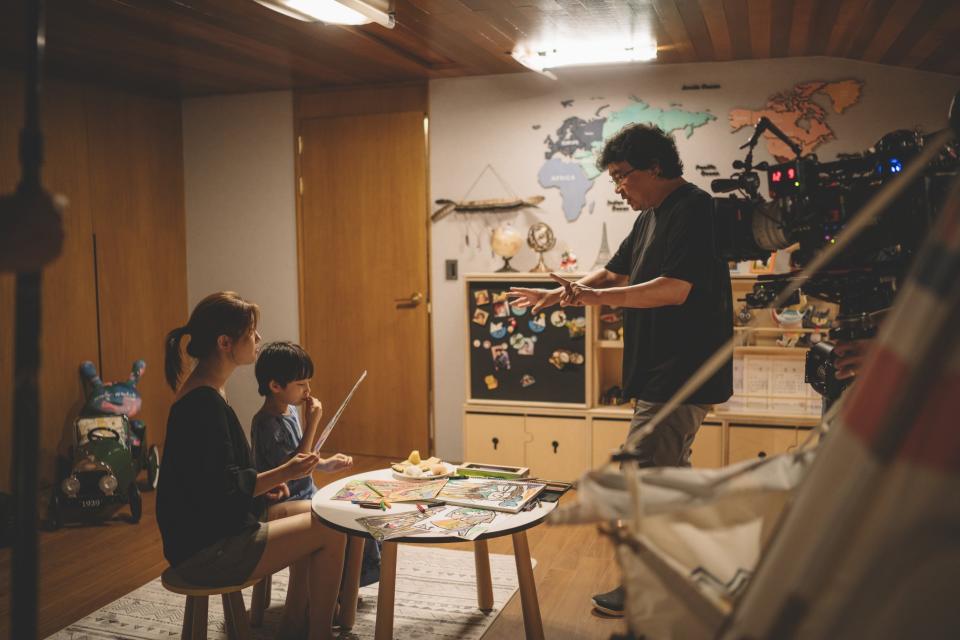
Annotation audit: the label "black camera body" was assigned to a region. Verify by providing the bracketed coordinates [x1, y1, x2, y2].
[712, 115, 958, 401]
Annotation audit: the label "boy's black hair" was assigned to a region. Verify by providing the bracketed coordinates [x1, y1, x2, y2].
[596, 123, 684, 178]
[255, 341, 314, 396]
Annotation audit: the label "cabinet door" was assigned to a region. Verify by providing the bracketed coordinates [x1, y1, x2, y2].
[525, 416, 590, 482]
[690, 423, 723, 468]
[592, 418, 630, 468]
[463, 413, 526, 467]
[728, 425, 798, 464]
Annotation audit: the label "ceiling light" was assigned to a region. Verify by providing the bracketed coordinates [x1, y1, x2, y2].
[511, 41, 658, 79]
[253, 0, 395, 28]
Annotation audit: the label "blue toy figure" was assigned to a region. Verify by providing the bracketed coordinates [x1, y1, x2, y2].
[80, 359, 145, 417]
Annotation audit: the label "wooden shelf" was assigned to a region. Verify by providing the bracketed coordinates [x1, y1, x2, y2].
[734, 345, 808, 356]
[596, 340, 624, 349]
[734, 326, 820, 333]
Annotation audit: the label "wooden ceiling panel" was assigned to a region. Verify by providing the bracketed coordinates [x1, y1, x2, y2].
[697, 0, 734, 61]
[0, 0, 956, 98]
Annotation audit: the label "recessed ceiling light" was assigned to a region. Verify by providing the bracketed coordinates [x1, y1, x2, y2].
[253, 0, 395, 28]
[512, 40, 658, 79]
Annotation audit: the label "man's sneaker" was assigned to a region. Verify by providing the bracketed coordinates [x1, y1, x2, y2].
[592, 585, 625, 617]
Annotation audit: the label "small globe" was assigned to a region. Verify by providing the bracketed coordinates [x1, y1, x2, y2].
[527, 222, 556, 253]
[491, 223, 523, 259]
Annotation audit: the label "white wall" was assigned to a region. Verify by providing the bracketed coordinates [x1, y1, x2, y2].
[429, 57, 960, 460]
[181, 91, 299, 431]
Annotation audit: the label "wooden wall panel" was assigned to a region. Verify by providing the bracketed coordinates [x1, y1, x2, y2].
[0, 71, 186, 493]
[0, 72, 100, 492]
[84, 88, 187, 457]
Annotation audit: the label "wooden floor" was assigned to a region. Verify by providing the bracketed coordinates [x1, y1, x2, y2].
[0, 455, 626, 639]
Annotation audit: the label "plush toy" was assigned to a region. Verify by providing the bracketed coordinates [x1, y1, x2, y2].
[771, 308, 805, 348]
[79, 360, 145, 417]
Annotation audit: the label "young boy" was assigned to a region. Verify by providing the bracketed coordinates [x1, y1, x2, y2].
[252, 341, 381, 584]
[252, 341, 349, 498]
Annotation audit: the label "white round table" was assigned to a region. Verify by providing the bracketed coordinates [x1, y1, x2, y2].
[312, 468, 555, 640]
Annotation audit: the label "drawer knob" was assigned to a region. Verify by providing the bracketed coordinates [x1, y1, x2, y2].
[758, 451, 767, 459]
[552, 440, 559, 454]
[492, 437, 499, 450]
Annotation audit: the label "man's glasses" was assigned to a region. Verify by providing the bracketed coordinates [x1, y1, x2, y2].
[611, 167, 638, 186]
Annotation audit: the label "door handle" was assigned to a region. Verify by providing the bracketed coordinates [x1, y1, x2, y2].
[394, 292, 424, 308]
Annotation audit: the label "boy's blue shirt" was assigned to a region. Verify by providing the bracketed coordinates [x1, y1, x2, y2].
[251, 405, 317, 502]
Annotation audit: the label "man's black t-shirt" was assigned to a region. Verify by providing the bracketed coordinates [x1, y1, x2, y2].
[606, 182, 733, 404]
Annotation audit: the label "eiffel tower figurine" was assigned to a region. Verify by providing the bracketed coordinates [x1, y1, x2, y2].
[591, 222, 612, 269]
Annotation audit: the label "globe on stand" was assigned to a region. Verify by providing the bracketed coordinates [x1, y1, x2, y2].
[490, 222, 523, 272]
[526, 222, 556, 272]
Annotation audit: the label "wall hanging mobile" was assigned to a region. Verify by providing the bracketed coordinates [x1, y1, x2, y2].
[431, 164, 545, 252]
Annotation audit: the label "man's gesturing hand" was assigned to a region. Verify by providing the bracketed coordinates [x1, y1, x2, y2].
[507, 286, 563, 314]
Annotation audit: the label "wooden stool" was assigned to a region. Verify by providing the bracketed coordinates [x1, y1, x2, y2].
[161, 568, 259, 640]
[249, 574, 272, 627]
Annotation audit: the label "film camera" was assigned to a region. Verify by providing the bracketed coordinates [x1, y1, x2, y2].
[711, 95, 960, 400]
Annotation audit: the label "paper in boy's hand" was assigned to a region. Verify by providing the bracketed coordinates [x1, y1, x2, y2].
[313, 370, 367, 453]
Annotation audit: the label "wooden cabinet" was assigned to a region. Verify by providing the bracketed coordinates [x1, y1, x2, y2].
[463, 412, 526, 467]
[728, 425, 800, 464]
[524, 416, 590, 482]
[690, 423, 724, 468]
[463, 412, 589, 482]
[591, 418, 630, 468]
[461, 274, 823, 474]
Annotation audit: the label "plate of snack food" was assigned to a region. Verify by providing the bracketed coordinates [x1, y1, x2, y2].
[391, 450, 454, 480]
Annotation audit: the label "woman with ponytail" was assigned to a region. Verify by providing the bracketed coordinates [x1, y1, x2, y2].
[158, 291, 349, 640]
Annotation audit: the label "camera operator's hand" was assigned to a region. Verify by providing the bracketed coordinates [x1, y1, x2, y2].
[833, 339, 875, 380]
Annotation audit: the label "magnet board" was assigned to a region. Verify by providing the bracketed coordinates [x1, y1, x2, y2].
[467, 278, 587, 405]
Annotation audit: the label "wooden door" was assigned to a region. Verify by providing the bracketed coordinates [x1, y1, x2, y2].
[524, 416, 590, 482]
[689, 423, 723, 468]
[728, 425, 799, 464]
[299, 111, 429, 459]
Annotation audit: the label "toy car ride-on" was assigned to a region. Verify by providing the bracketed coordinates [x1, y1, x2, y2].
[47, 360, 160, 529]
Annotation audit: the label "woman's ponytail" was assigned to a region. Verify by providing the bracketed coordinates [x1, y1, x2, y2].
[164, 292, 260, 392]
[164, 326, 188, 391]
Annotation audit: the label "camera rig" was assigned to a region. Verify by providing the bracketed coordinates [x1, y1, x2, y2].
[711, 108, 959, 400]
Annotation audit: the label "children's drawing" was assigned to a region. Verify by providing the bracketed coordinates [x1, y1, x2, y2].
[438, 479, 545, 513]
[356, 506, 443, 541]
[364, 478, 447, 502]
[429, 507, 496, 540]
[331, 480, 380, 502]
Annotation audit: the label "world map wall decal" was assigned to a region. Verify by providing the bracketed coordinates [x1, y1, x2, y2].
[537, 97, 716, 222]
[729, 79, 864, 161]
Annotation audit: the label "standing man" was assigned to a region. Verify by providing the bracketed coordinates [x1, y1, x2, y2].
[508, 124, 732, 616]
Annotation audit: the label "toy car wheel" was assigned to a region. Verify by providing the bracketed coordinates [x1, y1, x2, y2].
[146, 445, 160, 490]
[128, 483, 142, 524]
[46, 492, 62, 531]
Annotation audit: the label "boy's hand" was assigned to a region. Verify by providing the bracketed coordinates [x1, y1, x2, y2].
[318, 453, 353, 473]
[282, 452, 321, 480]
[305, 396, 322, 426]
[265, 483, 290, 503]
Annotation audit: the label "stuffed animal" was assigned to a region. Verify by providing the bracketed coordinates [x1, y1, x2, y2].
[771, 308, 805, 348]
[79, 360, 145, 417]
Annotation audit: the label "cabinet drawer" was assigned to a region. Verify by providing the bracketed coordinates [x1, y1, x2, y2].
[592, 418, 630, 468]
[728, 425, 798, 464]
[525, 416, 590, 482]
[463, 413, 525, 467]
[690, 423, 723, 468]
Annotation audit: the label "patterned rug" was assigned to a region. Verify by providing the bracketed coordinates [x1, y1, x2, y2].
[48, 546, 533, 639]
